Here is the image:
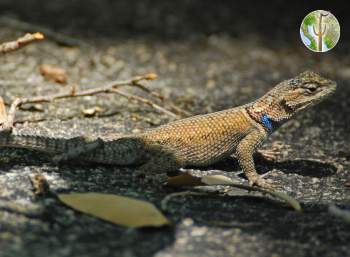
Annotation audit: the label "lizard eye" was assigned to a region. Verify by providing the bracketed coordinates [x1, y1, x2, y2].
[302, 83, 318, 94]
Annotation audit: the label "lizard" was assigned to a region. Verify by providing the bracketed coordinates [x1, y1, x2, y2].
[0, 71, 336, 188]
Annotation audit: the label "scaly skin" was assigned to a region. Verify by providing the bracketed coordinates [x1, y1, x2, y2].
[0, 71, 336, 188]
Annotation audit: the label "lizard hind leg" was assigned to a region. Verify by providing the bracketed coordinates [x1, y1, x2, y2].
[136, 145, 184, 186]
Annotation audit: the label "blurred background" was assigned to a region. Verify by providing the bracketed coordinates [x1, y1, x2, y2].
[0, 0, 349, 43]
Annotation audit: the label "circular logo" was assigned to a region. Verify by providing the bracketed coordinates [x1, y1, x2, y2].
[300, 10, 340, 52]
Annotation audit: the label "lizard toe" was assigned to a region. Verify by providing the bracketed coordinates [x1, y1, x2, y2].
[249, 176, 275, 189]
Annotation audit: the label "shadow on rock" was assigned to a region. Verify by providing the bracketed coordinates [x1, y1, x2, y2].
[211, 155, 337, 178]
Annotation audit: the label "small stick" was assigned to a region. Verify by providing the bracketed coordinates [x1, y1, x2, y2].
[215, 182, 302, 212]
[109, 88, 177, 118]
[161, 191, 209, 211]
[132, 81, 192, 117]
[3, 74, 181, 128]
[0, 32, 44, 54]
[161, 182, 302, 212]
[167, 102, 193, 117]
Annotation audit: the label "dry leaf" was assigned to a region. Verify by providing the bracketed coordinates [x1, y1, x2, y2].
[201, 175, 237, 185]
[39, 64, 68, 84]
[58, 193, 170, 228]
[167, 173, 204, 187]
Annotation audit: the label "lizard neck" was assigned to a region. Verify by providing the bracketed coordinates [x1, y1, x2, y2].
[246, 93, 294, 132]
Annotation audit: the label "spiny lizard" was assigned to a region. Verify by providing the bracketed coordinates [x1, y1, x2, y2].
[0, 71, 336, 188]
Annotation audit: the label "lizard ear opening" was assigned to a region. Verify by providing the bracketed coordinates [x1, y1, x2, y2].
[278, 97, 287, 107]
[278, 97, 294, 112]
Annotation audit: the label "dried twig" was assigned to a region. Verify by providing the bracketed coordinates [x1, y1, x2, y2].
[167, 102, 193, 117]
[110, 88, 177, 118]
[2, 73, 188, 128]
[161, 191, 210, 211]
[132, 81, 192, 117]
[0, 32, 44, 54]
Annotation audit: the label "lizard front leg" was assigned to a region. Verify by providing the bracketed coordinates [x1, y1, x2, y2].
[235, 128, 271, 188]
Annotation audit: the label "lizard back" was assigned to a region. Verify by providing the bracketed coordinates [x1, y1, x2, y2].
[141, 107, 255, 166]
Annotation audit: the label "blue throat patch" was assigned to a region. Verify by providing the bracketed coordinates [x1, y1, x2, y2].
[261, 114, 273, 130]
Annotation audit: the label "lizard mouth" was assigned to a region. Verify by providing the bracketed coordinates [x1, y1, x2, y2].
[291, 82, 336, 111]
[294, 83, 336, 110]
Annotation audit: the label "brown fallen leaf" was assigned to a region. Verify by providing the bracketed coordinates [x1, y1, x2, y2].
[58, 193, 170, 228]
[39, 64, 68, 84]
[167, 173, 204, 187]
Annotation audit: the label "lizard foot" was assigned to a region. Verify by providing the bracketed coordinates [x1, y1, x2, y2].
[257, 142, 291, 161]
[256, 149, 281, 161]
[248, 176, 280, 190]
[260, 169, 278, 178]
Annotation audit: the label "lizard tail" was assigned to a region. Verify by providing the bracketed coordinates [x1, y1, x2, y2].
[0, 131, 73, 154]
[0, 131, 148, 165]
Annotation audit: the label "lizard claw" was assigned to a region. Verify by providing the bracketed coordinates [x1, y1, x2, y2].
[251, 178, 284, 190]
[248, 176, 277, 189]
[257, 149, 280, 161]
[257, 142, 291, 161]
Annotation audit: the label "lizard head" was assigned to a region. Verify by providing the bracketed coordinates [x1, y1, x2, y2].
[249, 71, 336, 124]
[277, 70, 337, 113]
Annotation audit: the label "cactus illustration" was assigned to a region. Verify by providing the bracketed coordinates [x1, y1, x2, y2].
[300, 10, 340, 52]
[312, 11, 329, 52]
